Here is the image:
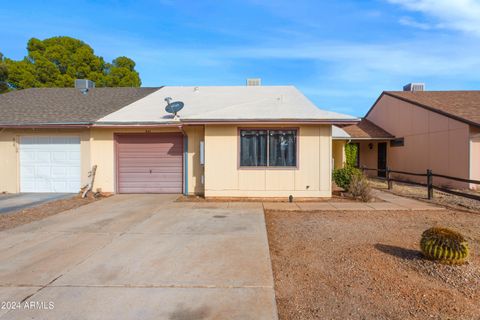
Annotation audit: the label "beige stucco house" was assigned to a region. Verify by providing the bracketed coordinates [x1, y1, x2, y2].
[0, 83, 358, 198]
[334, 84, 480, 190]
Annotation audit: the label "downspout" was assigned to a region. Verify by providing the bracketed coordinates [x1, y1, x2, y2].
[178, 125, 188, 196]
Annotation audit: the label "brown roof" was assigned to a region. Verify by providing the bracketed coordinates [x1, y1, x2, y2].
[0, 87, 160, 126]
[381, 91, 480, 127]
[341, 119, 394, 139]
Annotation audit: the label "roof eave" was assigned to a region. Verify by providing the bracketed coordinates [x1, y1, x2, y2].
[332, 137, 394, 141]
[0, 118, 361, 128]
[92, 121, 182, 127]
[0, 122, 92, 129]
[349, 137, 395, 140]
[180, 118, 360, 125]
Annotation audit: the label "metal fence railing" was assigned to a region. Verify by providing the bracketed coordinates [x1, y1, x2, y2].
[361, 166, 480, 201]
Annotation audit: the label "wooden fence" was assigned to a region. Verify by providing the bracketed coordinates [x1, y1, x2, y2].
[361, 166, 480, 202]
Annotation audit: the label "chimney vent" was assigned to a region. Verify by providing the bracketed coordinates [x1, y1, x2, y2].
[403, 83, 425, 92]
[246, 78, 261, 86]
[75, 79, 95, 94]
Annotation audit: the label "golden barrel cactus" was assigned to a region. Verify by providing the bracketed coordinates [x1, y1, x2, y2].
[420, 227, 469, 264]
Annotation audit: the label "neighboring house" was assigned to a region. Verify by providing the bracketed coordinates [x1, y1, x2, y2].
[334, 84, 480, 189]
[0, 81, 358, 197]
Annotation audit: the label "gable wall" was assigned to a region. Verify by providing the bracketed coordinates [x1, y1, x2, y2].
[367, 95, 471, 188]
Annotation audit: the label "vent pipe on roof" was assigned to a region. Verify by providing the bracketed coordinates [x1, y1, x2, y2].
[75, 79, 95, 95]
[246, 78, 261, 86]
[403, 83, 425, 92]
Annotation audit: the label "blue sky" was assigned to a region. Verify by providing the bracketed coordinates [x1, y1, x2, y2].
[1, 0, 480, 116]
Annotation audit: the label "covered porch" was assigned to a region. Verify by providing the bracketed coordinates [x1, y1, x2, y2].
[333, 119, 395, 177]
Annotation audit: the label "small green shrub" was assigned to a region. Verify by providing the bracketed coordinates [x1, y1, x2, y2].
[348, 174, 372, 202]
[420, 227, 469, 265]
[333, 166, 361, 190]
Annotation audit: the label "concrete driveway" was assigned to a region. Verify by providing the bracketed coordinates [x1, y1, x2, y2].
[0, 193, 74, 214]
[0, 195, 277, 319]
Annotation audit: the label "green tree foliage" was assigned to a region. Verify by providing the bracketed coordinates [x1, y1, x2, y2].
[0, 53, 8, 93]
[4, 37, 141, 90]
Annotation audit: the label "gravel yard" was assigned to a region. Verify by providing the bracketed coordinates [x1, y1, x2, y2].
[368, 178, 480, 212]
[265, 209, 480, 320]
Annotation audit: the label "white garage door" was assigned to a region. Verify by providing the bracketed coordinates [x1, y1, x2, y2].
[20, 136, 81, 193]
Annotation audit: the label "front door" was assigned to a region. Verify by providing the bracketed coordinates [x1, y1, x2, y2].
[377, 142, 387, 178]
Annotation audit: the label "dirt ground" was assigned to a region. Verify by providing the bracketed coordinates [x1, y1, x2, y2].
[0, 193, 107, 231]
[265, 209, 480, 320]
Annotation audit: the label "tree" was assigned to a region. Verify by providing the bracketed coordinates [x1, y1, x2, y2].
[0, 53, 8, 93]
[4, 36, 141, 90]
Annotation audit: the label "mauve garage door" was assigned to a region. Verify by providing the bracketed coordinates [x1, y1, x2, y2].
[116, 133, 183, 193]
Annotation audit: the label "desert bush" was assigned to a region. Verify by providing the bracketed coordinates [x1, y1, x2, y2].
[333, 166, 361, 190]
[420, 227, 469, 265]
[348, 174, 372, 202]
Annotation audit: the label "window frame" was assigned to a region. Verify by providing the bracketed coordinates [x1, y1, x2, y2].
[238, 127, 299, 170]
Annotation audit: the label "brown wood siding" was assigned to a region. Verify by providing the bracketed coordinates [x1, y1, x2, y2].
[115, 133, 183, 193]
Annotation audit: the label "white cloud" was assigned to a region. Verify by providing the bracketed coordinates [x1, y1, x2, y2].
[387, 0, 480, 35]
[398, 16, 432, 30]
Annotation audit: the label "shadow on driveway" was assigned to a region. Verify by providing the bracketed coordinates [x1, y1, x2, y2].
[0, 193, 75, 214]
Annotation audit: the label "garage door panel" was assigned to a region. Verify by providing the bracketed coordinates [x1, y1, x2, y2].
[52, 181, 68, 192]
[20, 151, 36, 162]
[21, 181, 35, 192]
[120, 181, 182, 188]
[51, 167, 68, 177]
[117, 142, 182, 148]
[34, 179, 50, 192]
[116, 133, 183, 194]
[21, 166, 35, 178]
[52, 151, 68, 161]
[118, 158, 182, 166]
[120, 174, 183, 182]
[118, 152, 183, 158]
[37, 166, 52, 177]
[120, 187, 181, 194]
[20, 136, 81, 193]
[37, 152, 52, 163]
[118, 167, 183, 174]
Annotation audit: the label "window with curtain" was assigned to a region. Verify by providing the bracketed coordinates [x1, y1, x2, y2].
[269, 130, 297, 166]
[240, 129, 297, 167]
[240, 130, 267, 166]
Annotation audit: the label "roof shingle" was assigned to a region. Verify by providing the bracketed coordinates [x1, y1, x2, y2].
[383, 91, 480, 127]
[341, 119, 394, 139]
[0, 87, 160, 125]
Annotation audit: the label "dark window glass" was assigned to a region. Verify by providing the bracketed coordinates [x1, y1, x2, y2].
[240, 130, 267, 166]
[390, 138, 405, 147]
[268, 130, 297, 167]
